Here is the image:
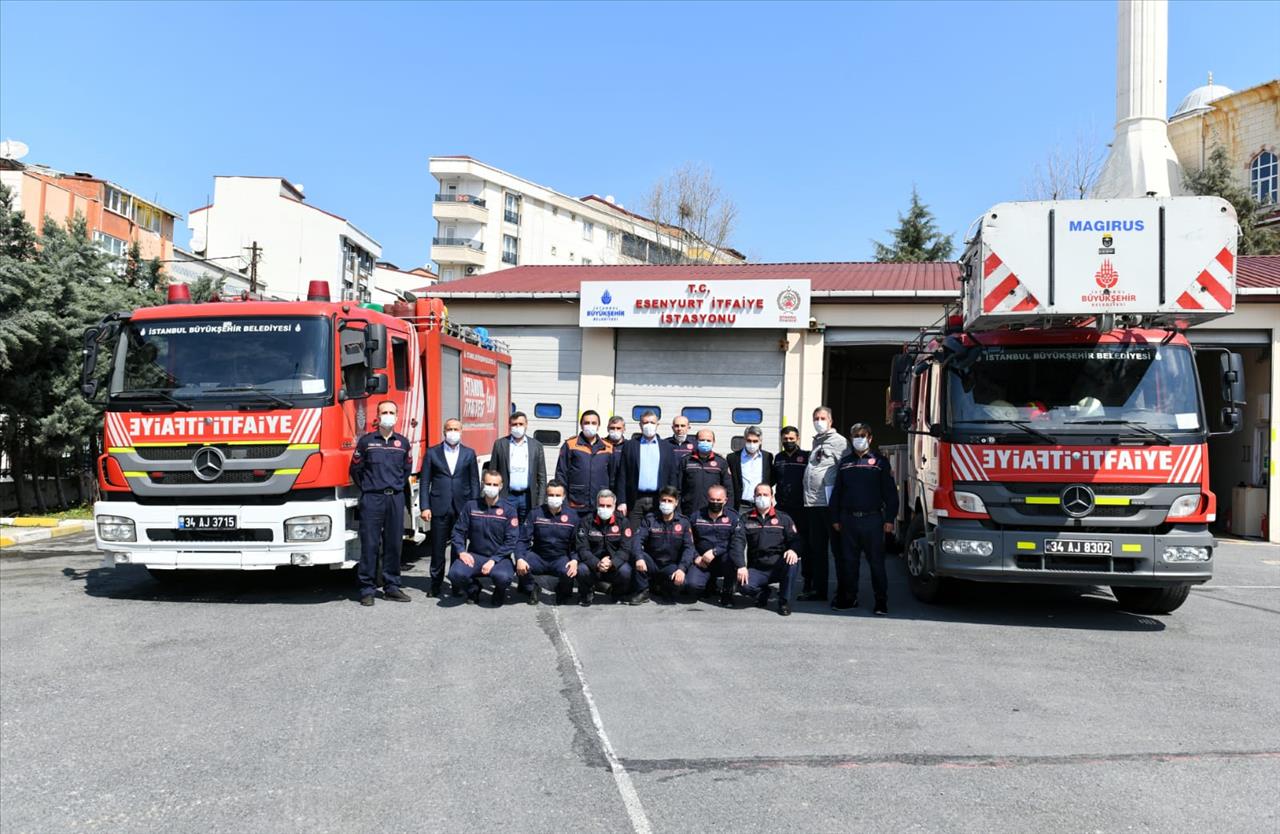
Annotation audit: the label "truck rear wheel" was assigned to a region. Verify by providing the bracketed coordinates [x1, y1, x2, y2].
[904, 513, 951, 604]
[1111, 583, 1192, 614]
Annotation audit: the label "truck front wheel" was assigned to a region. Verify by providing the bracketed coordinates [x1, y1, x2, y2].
[904, 513, 951, 604]
[1111, 583, 1192, 614]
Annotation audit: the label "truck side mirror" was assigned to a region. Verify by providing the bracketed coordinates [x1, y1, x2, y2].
[365, 323, 388, 369]
[366, 372, 389, 395]
[340, 327, 368, 368]
[81, 327, 101, 398]
[891, 405, 914, 431]
[1217, 407, 1241, 433]
[1221, 352, 1246, 406]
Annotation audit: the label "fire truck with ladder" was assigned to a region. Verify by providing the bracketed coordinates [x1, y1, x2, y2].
[886, 196, 1246, 614]
[82, 280, 511, 578]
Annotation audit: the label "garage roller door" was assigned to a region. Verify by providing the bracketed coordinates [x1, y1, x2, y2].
[614, 330, 785, 451]
[486, 326, 581, 471]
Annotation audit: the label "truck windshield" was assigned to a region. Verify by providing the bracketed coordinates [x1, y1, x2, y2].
[111, 317, 333, 404]
[948, 344, 1201, 433]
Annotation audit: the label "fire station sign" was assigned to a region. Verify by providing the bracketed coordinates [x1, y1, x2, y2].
[579, 280, 811, 329]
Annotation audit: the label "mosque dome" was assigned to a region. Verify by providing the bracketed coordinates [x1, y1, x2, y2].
[1171, 75, 1233, 121]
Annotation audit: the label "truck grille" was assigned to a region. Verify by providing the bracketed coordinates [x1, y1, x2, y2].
[1018, 504, 1141, 518]
[149, 471, 273, 485]
[1004, 483, 1147, 496]
[147, 529, 274, 543]
[1014, 554, 1139, 572]
[135, 444, 288, 461]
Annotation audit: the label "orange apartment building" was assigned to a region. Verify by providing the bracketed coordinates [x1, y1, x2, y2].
[0, 159, 179, 261]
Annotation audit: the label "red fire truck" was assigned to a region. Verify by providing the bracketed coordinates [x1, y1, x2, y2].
[82, 281, 511, 576]
[887, 196, 1246, 614]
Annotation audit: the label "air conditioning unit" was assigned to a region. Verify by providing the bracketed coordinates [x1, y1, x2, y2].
[465, 266, 478, 275]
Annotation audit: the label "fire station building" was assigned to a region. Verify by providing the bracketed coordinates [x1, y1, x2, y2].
[429, 259, 1280, 543]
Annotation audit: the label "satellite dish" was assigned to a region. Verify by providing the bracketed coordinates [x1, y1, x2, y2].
[0, 140, 29, 160]
[189, 230, 207, 254]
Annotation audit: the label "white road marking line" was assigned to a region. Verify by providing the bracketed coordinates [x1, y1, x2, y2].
[1193, 586, 1280, 590]
[552, 607, 653, 834]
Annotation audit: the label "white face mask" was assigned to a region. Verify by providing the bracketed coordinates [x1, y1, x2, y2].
[641, 423, 657, 438]
[546, 496, 564, 512]
[444, 430, 461, 446]
[851, 437, 870, 452]
[581, 424, 598, 439]
[658, 501, 677, 516]
[482, 484, 501, 499]
[754, 495, 773, 511]
[596, 506, 613, 522]
[673, 428, 688, 442]
[813, 419, 829, 434]
[744, 441, 760, 454]
[608, 429, 623, 442]
[510, 425, 526, 440]
[378, 413, 396, 430]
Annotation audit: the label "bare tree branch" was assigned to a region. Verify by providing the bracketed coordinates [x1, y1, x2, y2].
[640, 163, 740, 264]
[1025, 130, 1107, 201]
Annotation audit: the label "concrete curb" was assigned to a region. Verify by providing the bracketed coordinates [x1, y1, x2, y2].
[0, 517, 60, 528]
[0, 520, 94, 550]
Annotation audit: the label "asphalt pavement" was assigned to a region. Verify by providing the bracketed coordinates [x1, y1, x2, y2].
[1, 533, 1277, 833]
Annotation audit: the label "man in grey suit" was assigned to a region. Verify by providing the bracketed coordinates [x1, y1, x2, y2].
[419, 418, 480, 597]
[486, 411, 546, 526]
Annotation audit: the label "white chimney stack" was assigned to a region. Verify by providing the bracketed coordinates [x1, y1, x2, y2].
[1091, 0, 1183, 198]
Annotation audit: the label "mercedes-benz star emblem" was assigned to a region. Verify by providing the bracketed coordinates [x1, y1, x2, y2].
[1061, 484, 1095, 518]
[192, 446, 226, 482]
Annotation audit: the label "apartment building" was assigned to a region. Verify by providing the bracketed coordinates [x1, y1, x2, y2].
[187, 176, 381, 302]
[0, 157, 179, 261]
[428, 156, 744, 281]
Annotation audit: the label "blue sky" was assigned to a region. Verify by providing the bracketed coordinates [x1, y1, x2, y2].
[1, 0, 1275, 267]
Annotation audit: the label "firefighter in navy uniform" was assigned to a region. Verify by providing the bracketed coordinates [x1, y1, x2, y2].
[735, 483, 802, 616]
[688, 484, 745, 605]
[449, 469, 520, 607]
[770, 425, 811, 595]
[632, 485, 696, 603]
[516, 479, 580, 605]
[677, 429, 732, 517]
[573, 489, 636, 606]
[830, 423, 899, 615]
[350, 400, 413, 606]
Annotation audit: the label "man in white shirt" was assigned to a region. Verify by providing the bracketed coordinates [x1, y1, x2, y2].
[728, 425, 774, 512]
[487, 411, 546, 525]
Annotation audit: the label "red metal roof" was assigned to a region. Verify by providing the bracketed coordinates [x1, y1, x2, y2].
[427, 257, 1280, 296]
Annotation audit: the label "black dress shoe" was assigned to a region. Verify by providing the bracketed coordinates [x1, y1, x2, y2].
[526, 587, 539, 606]
[832, 596, 858, 611]
[796, 590, 825, 602]
[778, 600, 792, 616]
[359, 595, 375, 607]
[466, 587, 481, 605]
[873, 601, 888, 616]
[719, 591, 735, 607]
[579, 591, 593, 607]
[629, 590, 650, 606]
[755, 587, 772, 608]
[427, 582, 442, 598]
[492, 588, 507, 608]
[555, 591, 572, 605]
[383, 587, 411, 602]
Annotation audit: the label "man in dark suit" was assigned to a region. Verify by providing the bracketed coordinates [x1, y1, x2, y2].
[486, 411, 546, 526]
[727, 425, 774, 512]
[419, 417, 480, 596]
[617, 409, 677, 525]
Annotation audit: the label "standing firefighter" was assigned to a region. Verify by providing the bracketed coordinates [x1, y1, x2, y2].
[831, 423, 898, 615]
[350, 400, 413, 606]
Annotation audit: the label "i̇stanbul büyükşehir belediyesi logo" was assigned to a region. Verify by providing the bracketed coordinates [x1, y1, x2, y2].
[1081, 258, 1136, 305]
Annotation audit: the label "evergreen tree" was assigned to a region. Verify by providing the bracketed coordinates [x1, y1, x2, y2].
[873, 188, 955, 262]
[1183, 146, 1280, 256]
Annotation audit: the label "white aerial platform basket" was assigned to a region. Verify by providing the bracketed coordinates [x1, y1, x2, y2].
[960, 196, 1237, 329]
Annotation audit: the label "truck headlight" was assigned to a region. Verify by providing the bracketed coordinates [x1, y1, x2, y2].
[940, 539, 993, 556]
[1165, 494, 1201, 520]
[1162, 546, 1210, 563]
[97, 515, 136, 543]
[952, 491, 987, 514]
[284, 515, 331, 542]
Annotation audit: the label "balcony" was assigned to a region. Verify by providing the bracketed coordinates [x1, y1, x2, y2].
[431, 237, 486, 267]
[504, 210, 520, 225]
[432, 193, 489, 224]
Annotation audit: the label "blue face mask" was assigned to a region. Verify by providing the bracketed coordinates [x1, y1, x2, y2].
[696, 440, 713, 455]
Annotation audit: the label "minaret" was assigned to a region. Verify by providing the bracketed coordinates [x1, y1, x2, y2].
[1091, 0, 1183, 198]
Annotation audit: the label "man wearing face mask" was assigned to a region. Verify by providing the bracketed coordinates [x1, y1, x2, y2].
[516, 479, 579, 605]
[688, 483, 746, 605]
[350, 400, 414, 606]
[487, 411, 546, 526]
[678, 429, 733, 518]
[573, 489, 635, 606]
[800, 406, 847, 603]
[449, 469, 519, 607]
[617, 410, 677, 525]
[735, 484, 802, 616]
[771, 425, 811, 588]
[556, 410, 618, 514]
[420, 418, 480, 597]
[830, 423, 899, 615]
[728, 426, 774, 512]
[667, 415, 696, 462]
[632, 485, 696, 603]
